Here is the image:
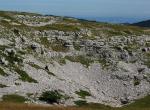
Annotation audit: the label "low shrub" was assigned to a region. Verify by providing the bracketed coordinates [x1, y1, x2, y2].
[0, 67, 8, 76]
[74, 100, 87, 106]
[0, 84, 7, 88]
[39, 90, 63, 104]
[75, 90, 91, 99]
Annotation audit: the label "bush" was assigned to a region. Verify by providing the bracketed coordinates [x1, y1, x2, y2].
[4, 51, 23, 64]
[74, 100, 87, 106]
[39, 90, 63, 104]
[13, 29, 20, 35]
[134, 77, 140, 86]
[0, 67, 8, 76]
[0, 84, 7, 88]
[75, 90, 91, 99]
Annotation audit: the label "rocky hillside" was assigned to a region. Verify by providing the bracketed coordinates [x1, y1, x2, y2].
[0, 11, 150, 107]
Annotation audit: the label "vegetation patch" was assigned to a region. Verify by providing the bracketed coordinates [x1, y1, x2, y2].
[28, 62, 43, 70]
[35, 24, 80, 32]
[18, 50, 26, 55]
[133, 76, 141, 86]
[56, 58, 66, 65]
[14, 67, 38, 83]
[74, 100, 88, 106]
[0, 11, 14, 20]
[123, 95, 150, 109]
[40, 37, 51, 48]
[2, 94, 27, 103]
[144, 52, 150, 68]
[0, 45, 9, 51]
[3, 51, 23, 65]
[29, 62, 55, 76]
[51, 44, 69, 52]
[123, 43, 139, 52]
[0, 94, 150, 110]
[75, 90, 91, 99]
[0, 84, 7, 88]
[0, 67, 8, 76]
[73, 43, 81, 51]
[98, 58, 109, 69]
[50, 41, 69, 52]
[63, 17, 79, 23]
[65, 55, 94, 67]
[39, 90, 65, 104]
[46, 71, 55, 76]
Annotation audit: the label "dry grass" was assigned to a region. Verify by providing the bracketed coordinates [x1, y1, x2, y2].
[1, 90, 150, 110]
[0, 102, 90, 110]
[0, 102, 150, 110]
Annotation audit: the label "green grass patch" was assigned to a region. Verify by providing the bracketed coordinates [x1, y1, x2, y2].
[144, 52, 150, 68]
[50, 41, 69, 52]
[123, 43, 139, 53]
[65, 55, 94, 67]
[73, 43, 81, 51]
[74, 100, 88, 106]
[46, 71, 55, 76]
[40, 37, 51, 48]
[18, 50, 26, 55]
[28, 63, 43, 70]
[0, 45, 9, 51]
[75, 90, 91, 99]
[56, 58, 66, 65]
[2, 50, 23, 65]
[98, 58, 109, 69]
[73, 95, 150, 109]
[51, 44, 69, 52]
[0, 84, 7, 88]
[62, 17, 79, 23]
[14, 67, 38, 83]
[0, 67, 8, 76]
[79, 103, 112, 110]
[29, 62, 55, 76]
[133, 77, 140, 86]
[35, 24, 80, 32]
[2, 94, 27, 103]
[144, 61, 150, 68]
[0, 11, 14, 20]
[123, 95, 150, 109]
[39, 90, 64, 104]
[75, 95, 150, 110]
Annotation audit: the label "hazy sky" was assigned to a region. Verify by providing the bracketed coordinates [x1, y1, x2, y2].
[0, 0, 150, 19]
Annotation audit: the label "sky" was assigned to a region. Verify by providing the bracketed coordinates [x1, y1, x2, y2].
[0, 0, 150, 23]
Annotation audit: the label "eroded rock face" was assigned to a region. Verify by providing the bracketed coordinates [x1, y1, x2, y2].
[0, 11, 150, 107]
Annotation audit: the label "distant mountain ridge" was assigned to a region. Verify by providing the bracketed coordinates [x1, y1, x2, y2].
[78, 17, 146, 24]
[132, 19, 150, 28]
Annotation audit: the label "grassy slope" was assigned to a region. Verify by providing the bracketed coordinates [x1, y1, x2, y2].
[0, 10, 149, 36]
[0, 95, 150, 110]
